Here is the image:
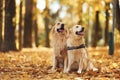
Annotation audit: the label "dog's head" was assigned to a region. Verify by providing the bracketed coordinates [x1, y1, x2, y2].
[71, 25, 84, 37]
[52, 22, 66, 34]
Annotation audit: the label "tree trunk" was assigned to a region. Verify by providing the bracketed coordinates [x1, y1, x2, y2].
[19, 0, 23, 50]
[33, 0, 39, 47]
[2, 0, 17, 52]
[44, 15, 50, 47]
[77, 0, 83, 25]
[105, 7, 109, 46]
[108, 0, 115, 55]
[44, 0, 50, 47]
[116, 0, 120, 31]
[34, 19, 39, 47]
[0, 0, 3, 51]
[93, 11, 100, 47]
[23, 0, 33, 48]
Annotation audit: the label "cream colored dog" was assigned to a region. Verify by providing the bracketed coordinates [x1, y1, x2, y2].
[51, 22, 68, 72]
[64, 25, 97, 73]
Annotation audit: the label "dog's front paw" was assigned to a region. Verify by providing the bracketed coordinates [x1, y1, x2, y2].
[77, 70, 82, 74]
[64, 68, 70, 73]
[63, 70, 68, 73]
[93, 67, 98, 71]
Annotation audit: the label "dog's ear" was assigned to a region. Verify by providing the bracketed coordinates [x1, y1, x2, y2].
[66, 28, 72, 38]
[51, 26, 55, 33]
[50, 23, 56, 33]
[69, 28, 72, 34]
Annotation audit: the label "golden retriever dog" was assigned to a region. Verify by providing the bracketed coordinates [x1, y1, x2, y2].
[64, 25, 97, 73]
[51, 22, 68, 72]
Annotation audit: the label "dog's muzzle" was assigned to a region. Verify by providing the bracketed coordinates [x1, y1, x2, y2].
[75, 31, 84, 36]
[57, 24, 65, 33]
[75, 27, 84, 35]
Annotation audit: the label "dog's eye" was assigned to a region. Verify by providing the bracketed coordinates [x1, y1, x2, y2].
[76, 26, 79, 28]
[57, 23, 60, 25]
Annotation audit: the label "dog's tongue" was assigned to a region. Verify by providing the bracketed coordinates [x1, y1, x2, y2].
[80, 33, 84, 36]
[60, 29, 64, 32]
[78, 32, 84, 36]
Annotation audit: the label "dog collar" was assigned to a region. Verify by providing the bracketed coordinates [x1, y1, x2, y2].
[67, 44, 85, 50]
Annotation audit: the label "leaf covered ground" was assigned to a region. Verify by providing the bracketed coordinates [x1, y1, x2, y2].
[0, 47, 120, 80]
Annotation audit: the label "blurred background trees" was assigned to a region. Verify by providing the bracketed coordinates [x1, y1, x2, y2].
[0, 0, 120, 52]
[0, 0, 3, 51]
[2, 0, 17, 52]
[23, 0, 33, 48]
[18, 0, 23, 50]
[116, 0, 120, 32]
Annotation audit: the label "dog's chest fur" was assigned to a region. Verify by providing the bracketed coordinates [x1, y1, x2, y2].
[53, 36, 66, 48]
[67, 36, 85, 47]
[52, 34, 67, 56]
[67, 36, 87, 61]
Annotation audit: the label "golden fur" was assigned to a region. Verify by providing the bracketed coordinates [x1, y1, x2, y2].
[51, 22, 68, 72]
[64, 25, 97, 73]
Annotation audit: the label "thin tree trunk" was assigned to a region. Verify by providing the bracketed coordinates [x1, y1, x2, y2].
[0, 0, 3, 50]
[87, 7, 92, 47]
[77, 0, 83, 25]
[2, 0, 17, 52]
[108, 0, 115, 55]
[116, 0, 120, 31]
[105, 7, 109, 46]
[44, 0, 50, 47]
[93, 11, 100, 47]
[44, 15, 50, 47]
[33, 0, 39, 47]
[19, 0, 23, 50]
[34, 19, 39, 47]
[23, 0, 33, 48]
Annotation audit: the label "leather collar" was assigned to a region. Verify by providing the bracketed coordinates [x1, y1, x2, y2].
[67, 44, 85, 50]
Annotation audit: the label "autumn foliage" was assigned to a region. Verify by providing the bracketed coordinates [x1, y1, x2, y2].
[0, 47, 120, 80]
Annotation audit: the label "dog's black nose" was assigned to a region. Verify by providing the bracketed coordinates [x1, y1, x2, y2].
[57, 22, 60, 25]
[61, 24, 64, 27]
[61, 24, 64, 29]
[80, 27, 84, 32]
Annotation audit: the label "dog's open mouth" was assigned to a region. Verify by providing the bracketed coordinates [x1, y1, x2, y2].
[57, 29, 64, 33]
[75, 27, 84, 36]
[57, 24, 65, 33]
[76, 31, 84, 36]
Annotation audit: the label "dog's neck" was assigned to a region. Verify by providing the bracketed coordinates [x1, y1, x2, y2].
[52, 32, 67, 49]
[53, 33, 66, 40]
[67, 35, 85, 47]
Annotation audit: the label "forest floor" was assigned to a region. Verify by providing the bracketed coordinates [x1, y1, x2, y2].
[0, 47, 120, 80]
